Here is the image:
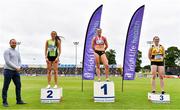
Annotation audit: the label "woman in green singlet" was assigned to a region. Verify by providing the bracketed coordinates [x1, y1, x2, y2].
[45, 31, 61, 88]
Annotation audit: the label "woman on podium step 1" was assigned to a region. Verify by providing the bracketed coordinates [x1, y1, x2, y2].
[92, 28, 109, 81]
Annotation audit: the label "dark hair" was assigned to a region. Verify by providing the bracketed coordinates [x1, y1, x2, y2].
[55, 36, 61, 47]
[9, 39, 16, 43]
[51, 31, 61, 47]
[153, 36, 159, 40]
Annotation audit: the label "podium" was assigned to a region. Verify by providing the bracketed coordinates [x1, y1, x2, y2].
[148, 92, 170, 103]
[94, 81, 115, 102]
[41, 88, 63, 103]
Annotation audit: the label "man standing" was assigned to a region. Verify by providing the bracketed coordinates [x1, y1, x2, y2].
[2, 39, 26, 107]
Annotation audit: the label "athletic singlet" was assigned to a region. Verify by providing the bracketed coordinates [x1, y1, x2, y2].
[47, 39, 57, 57]
[150, 44, 164, 62]
[94, 36, 106, 46]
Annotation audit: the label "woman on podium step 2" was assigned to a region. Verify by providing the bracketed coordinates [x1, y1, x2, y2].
[45, 31, 61, 88]
[148, 36, 165, 94]
[92, 28, 109, 81]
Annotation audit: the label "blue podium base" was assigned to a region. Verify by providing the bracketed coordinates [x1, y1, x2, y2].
[94, 97, 115, 102]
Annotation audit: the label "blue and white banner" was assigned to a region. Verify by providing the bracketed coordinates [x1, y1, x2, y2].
[123, 5, 145, 80]
[82, 5, 103, 80]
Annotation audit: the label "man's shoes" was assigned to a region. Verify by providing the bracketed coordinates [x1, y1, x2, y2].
[16, 100, 27, 104]
[2, 102, 8, 107]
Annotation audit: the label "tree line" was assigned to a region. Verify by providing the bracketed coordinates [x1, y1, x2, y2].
[105, 46, 180, 73]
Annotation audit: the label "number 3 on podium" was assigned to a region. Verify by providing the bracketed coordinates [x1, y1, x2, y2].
[160, 95, 164, 101]
[101, 84, 107, 95]
[47, 90, 53, 98]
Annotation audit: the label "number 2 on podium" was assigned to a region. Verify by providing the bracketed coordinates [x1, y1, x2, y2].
[47, 90, 53, 98]
[101, 84, 107, 95]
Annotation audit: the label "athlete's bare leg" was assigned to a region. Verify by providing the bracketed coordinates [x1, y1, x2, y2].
[101, 54, 109, 80]
[94, 53, 101, 81]
[151, 65, 157, 92]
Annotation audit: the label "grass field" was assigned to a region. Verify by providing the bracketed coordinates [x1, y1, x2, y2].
[0, 75, 180, 110]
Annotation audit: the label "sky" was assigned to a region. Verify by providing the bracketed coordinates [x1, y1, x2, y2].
[0, 0, 180, 66]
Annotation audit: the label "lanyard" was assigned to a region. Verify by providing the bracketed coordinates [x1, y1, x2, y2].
[154, 44, 160, 53]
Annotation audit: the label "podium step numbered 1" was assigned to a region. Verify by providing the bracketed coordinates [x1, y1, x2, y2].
[148, 92, 170, 103]
[94, 81, 115, 102]
[41, 88, 63, 103]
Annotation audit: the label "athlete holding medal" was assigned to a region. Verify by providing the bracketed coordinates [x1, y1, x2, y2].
[92, 28, 109, 81]
[148, 36, 165, 94]
[45, 31, 61, 88]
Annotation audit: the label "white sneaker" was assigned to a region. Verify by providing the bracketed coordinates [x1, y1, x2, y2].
[98, 78, 101, 82]
[53, 85, 58, 88]
[46, 85, 51, 88]
[106, 78, 110, 81]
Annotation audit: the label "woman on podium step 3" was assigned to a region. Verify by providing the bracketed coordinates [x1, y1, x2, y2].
[148, 36, 165, 94]
[45, 31, 61, 88]
[92, 28, 109, 81]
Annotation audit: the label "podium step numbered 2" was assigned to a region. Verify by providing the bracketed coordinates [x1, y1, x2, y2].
[41, 88, 63, 103]
[94, 81, 115, 102]
[148, 92, 170, 103]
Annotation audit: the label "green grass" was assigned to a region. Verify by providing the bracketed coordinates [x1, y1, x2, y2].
[0, 75, 180, 109]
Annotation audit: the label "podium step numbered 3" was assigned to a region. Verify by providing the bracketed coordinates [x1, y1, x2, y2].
[148, 92, 170, 103]
[94, 81, 115, 102]
[41, 88, 63, 103]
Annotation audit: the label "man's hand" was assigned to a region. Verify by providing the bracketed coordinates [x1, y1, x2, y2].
[16, 67, 21, 72]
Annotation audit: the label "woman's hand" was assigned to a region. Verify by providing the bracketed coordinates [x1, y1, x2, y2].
[55, 58, 59, 63]
[46, 57, 50, 63]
